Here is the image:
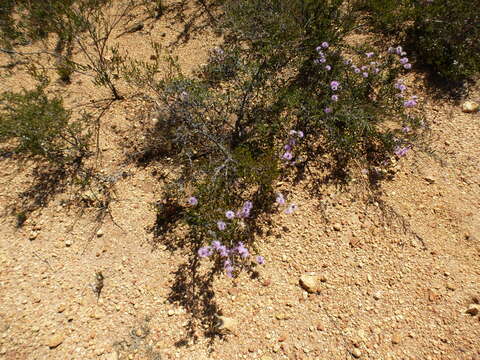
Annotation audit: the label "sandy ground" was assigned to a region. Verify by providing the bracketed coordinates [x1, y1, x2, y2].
[1, 1, 479, 359]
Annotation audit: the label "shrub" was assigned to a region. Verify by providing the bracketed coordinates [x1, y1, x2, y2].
[0, 81, 90, 164]
[359, 0, 480, 82]
[127, 0, 423, 278]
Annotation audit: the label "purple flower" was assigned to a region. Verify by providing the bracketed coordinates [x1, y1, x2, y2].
[394, 146, 410, 157]
[225, 210, 235, 219]
[366, 52, 375, 58]
[344, 59, 352, 65]
[212, 240, 222, 250]
[285, 204, 297, 214]
[319, 57, 326, 63]
[403, 63, 412, 70]
[256, 256, 265, 265]
[282, 151, 293, 161]
[315, 46, 323, 53]
[237, 201, 252, 218]
[400, 57, 409, 65]
[361, 65, 368, 71]
[374, 68, 380, 74]
[363, 72, 369, 78]
[396, 46, 403, 55]
[276, 193, 286, 205]
[217, 221, 226, 231]
[395, 82, 407, 92]
[188, 196, 198, 206]
[324, 107, 332, 114]
[330, 81, 340, 91]
[325, 65, 332, 71]
[219, 246, 229, 257]
[321, 42, 329, 48]
[354, 67, 361, 74]
[198, 246, 212, 258]
[403, 99, 417, 108]
[236, 242, 249, 258]
[402, 126, 411, 133]
[284, 144, 292, 151]
[388, 47, 395, 53]
[297, 130, 304, 138]
[289, 130, 297, 136]
[331, 94, 339, 102]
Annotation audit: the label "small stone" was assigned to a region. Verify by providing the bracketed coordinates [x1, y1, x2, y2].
[151, 118, 159, 126]
[272, 343, 281, 353]
[299, 273, 322, 293]
[65, 240, 73, 247]
[466, 304, 479, 316]
[90, 310, 103, 319]
[316, 323, 325, 331]
[0, 347, 6, 355]
[104, 352, 118, 360]
[275, 313, 290, 320]
[461, 101, 479, 113]
[373, 291, 381, 300]
[29, 232, 38, 240]
[424, 176, 436, 184]
[96, 229, 104, 237]
[446, 282, 456, 291]
[472, 295, 479, 304]
[167, 309, 175, 316]
[392, 332, 402, 344]
[351, 348, 362, 358]
[46, 334, 64, 348]
[215, 316, 237, 332]
[333, 223, 341, 231]
[57, 304, 66, 313]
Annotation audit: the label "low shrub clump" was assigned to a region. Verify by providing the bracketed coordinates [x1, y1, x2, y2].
[0, 81, 90, 164]
[359, 0, 480, 82]
[125, 0, 423, 278]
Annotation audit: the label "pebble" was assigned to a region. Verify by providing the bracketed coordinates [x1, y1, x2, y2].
[466, 304, 479, 316]
[0, 347, 6, 355]
[351, 348, 362, 358]
[299, 273, 322, 293]
[373, 291, 381, 300]
[104, 352, 118, 360]
[65, 240, 73, 247]
[424, 176, 436, 184]
[275, 313, 290, 320]
[215, 316, 237, 332]
[29, 232, 38, 240]
[471, 295, 479, 304]
[57, 304, 66, 313]
[392, 332, 402, 344]
[96, 229, 104, 237]
[333, 223, 341, 231]
[446, 282, 456, 291]
[461, 101, 479, 113]
[46, 334, 65, 348]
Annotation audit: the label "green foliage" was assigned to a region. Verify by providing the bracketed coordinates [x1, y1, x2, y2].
[0, 82, 90, 163]
[125, 0, 422, 269]
[359, 0, 480, 81]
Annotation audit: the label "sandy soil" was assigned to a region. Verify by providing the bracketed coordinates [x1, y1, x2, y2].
[1, 1, 479, 360]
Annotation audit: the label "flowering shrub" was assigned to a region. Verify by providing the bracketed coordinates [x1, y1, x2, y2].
[359, 0, 480, 82]
[130, 0, 423, 279]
